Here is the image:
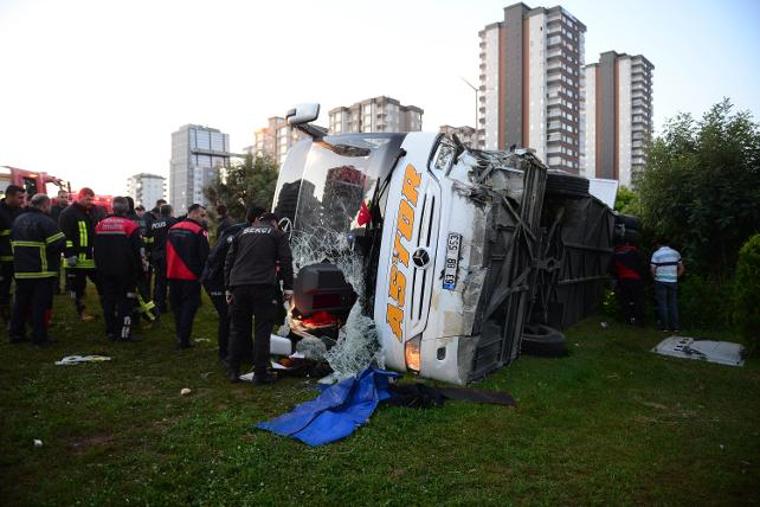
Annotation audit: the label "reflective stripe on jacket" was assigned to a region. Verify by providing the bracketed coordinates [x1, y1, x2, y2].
[11, 208, 66, 279]
[58, 202, 97, 269]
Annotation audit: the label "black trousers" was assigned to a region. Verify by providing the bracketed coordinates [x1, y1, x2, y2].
[618, 278, 645, 325]
[0, 261, 14, 315]
[100, 275, 137, 340]
[152, 258, 168, 313]
[204, 285, 231, 360]
[169, 279, 201, 346]
[67, 268, 100, 315]
[10, 278, 54, 344]
[229, 284, 278, 376]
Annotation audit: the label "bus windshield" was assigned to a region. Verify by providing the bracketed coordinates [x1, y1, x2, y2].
[273, 133, 404, 243]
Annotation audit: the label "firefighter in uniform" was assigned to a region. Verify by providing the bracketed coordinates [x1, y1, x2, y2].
[9, 194, 66, 346]
[140, 200, 162, 290]
[166, 204, 209, 349]
[124, 197, 156, 324]
[94, 197, 145, 341]
[0, 185, 25, 321]
[224, 211, 294, 385]
[150, 204, 177, 315]
[202, 217, 248, 362]
[59, 188, 100, 320]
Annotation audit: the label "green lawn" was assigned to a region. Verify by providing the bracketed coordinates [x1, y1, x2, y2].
[1, 288, 759, 505]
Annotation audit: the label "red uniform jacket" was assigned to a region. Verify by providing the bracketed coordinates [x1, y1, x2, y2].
[166, 219, 209, 281]
[94, 215, 143, 280]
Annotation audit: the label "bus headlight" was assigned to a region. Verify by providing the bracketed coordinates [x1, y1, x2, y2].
[404, 335, 422, 373]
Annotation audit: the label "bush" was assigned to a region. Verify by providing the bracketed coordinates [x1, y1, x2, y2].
[733, 234, 760, 349]
[636, 99, 760, 280]
[677, 275, 733, 331]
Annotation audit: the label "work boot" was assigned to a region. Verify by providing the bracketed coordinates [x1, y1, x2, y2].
[225, 361, 241, 383]
[227, 369, 241, 384]
[252, 372, 278, 386]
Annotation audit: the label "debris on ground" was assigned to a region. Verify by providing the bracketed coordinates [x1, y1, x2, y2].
[54, 355, 111, 366]
[180, 388, 192, 396]
[33, 439, 43, 448]
[652, 336, 745, 367]
[255, 366, 516, 446]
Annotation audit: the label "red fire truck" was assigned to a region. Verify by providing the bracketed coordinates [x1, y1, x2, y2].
[0, 166, 112, 212]
[0, 165, 70, 199]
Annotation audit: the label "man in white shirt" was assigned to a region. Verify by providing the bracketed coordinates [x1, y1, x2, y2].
[650, 240, 685, 332]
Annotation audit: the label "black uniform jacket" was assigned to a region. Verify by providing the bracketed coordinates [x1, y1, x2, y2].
[0, 199, 22, 262]
[58, 202, 97, 269]
[11, 208, 66, 279]
[224, 220, 294, 290]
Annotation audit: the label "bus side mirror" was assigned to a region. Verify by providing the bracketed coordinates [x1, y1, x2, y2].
[286, 103, 320, 126]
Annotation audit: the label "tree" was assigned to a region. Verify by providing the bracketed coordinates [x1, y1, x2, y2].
[203, 153, 279, 224]
[614, 185, 640, 216]
[733, 234, 760, 349]
[636, 98, 760, 280]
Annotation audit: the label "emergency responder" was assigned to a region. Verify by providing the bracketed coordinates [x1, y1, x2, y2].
[93, 197, 144, 341]
[224, 211, 294, 385]
[150, 199, 167, 219]
[202, 209, 253, 362]
[50, 189, 69, 222]
[141, 200, 162, 270]
[0, 185, 25, 321]
[59, 188, 100, 321]
[166, 204, 209, 349]
[216, 204, 234, 237]
[9, 194, 66, 346]
[150, 204, 177, 315]
[122, 197, 155, 324]
[50, 190, 70, 295]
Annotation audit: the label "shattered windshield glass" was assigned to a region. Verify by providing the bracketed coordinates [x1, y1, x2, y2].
[273, 133, 405, 379]
[274, 133, 403, 243]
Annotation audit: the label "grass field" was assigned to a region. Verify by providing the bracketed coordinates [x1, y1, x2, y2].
[1, 288, 759, 505]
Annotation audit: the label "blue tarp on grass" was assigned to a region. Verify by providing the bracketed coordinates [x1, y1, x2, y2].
[256, 367, 399, 446]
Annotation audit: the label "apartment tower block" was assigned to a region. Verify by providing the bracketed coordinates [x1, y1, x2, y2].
[479, 3, 586, 173]
[582, 51, 654, 186]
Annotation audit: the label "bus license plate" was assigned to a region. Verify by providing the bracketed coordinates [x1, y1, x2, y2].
[443, 233, 461, 290]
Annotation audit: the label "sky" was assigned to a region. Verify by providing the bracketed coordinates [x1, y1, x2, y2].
[1, 0, 759, 196]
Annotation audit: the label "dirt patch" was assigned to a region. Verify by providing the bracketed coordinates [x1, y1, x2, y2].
[68, 434, 115, 454]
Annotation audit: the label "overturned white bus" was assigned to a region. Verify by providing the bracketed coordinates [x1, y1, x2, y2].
[268, 104, 614, 384]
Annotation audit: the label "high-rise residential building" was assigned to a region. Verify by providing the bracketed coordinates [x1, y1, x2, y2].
[126, 173, 166, 209]
[439, 125, 480, 148]
[170, 124, 230, 211]
[582, 51, 654, 187]
[478, 3, 586, 172]
[328, 96, 423, 134]
[250, 116, 308, 167]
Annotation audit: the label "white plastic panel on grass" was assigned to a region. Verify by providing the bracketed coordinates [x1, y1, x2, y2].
[652, 336, 745, 367]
